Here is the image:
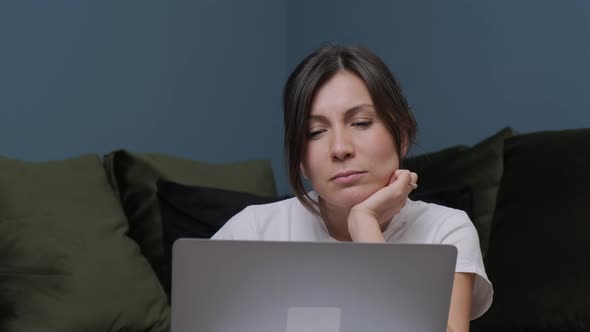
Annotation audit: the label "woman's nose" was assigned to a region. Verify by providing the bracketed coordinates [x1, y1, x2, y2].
[330, 129, 354, 161]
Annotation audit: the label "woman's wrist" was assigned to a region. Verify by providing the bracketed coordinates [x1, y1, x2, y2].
[347, 208, 385, 243]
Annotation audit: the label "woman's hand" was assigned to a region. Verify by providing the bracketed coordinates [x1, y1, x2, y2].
[347, 169, 418, 242]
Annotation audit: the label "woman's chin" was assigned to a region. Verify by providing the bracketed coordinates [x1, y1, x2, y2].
[326, 186, 376, 209]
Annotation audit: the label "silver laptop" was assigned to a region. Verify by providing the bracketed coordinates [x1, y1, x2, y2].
[171, 239, 457, 332]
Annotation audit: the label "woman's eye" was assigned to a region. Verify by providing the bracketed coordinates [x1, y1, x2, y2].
[307, 129, 326, 139]
[352, 121, 372, 128]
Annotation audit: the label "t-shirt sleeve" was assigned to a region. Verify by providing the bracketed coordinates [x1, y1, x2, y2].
[210, 206, 260, 241]
[433, 210, 494, 320]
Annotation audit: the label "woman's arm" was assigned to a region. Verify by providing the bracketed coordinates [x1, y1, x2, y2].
[347, 170, 417, 243]
[447, 272, 475, 332]
[346, 169, 476, 330]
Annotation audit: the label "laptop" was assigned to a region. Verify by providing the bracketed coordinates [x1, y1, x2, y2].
[171, 239, 457, 332]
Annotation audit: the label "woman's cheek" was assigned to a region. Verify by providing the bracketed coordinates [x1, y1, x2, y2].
[379, 162, 399, 186]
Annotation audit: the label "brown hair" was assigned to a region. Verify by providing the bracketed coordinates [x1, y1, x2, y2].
[282, 44, 417, 213]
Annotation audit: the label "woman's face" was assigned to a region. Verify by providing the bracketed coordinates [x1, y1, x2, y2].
[302, 70, 402, 209]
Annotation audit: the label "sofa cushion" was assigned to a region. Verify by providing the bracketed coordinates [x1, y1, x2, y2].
[156, 179, 285, 298]
[0, 244, 15, 332]
[405, 127, 516, 255]
[103, 149, 277, 292]
[0, 155, 169, 332]
[471, 128, 590, 331]
[409, 184, 474, 219]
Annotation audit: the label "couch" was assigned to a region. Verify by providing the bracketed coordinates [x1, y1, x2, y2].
[0, 127, 588, 332]
[405, 127, 590, 331]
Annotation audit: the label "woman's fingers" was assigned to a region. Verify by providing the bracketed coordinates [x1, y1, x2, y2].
[392, 169, 415, 187]
[409, 172, 418, 190]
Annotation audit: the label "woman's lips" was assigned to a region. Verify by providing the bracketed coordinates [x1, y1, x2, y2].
[331, 171, 366, 184]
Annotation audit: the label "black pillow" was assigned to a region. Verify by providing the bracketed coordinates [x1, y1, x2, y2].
[156, 179, 285, 299]
[0, 246, 15, 332]
[409, 184, 474, 219]
[404, 127, 516, 255]
[471, 129, 590, 331]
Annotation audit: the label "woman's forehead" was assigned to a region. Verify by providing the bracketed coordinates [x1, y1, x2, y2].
[309, 71, 373, 116]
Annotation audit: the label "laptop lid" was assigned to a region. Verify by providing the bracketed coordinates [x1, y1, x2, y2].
[171, 239, 457, 332]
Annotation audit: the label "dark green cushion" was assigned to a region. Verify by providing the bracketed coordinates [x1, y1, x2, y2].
[103, 149, 277, 295]
[404, 145, 470, 171]
[0, 155, 169, 332]
[471, 129, 590, 331]
[405, 127, 516, 255]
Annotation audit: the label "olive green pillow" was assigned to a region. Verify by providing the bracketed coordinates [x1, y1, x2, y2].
[0, 155, 169, 332]
[103, 149, 277, 296]
[404, 127, 516, 255]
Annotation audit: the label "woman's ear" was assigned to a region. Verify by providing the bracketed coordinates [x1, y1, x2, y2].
[401, 142, 409, 158]
[300, 164, 309, 180]
[400, 135, 410, 158]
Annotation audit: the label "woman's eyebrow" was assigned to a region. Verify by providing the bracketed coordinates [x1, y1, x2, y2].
[343, 104, 375, 121]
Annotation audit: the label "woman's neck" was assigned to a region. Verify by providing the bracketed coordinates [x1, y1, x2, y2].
[318, 197, 392, 242]
[318, 198, 353, 242]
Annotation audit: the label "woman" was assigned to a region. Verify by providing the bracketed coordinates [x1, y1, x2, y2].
[212, 44, 493, 331]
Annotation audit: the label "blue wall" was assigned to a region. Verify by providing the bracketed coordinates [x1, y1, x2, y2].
[0, 0, 289, 191]
[286, 0, 590, 155]
[2, 1, 589, 194]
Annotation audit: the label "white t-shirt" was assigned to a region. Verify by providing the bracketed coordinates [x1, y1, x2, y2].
[212, 192, 493, 320]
